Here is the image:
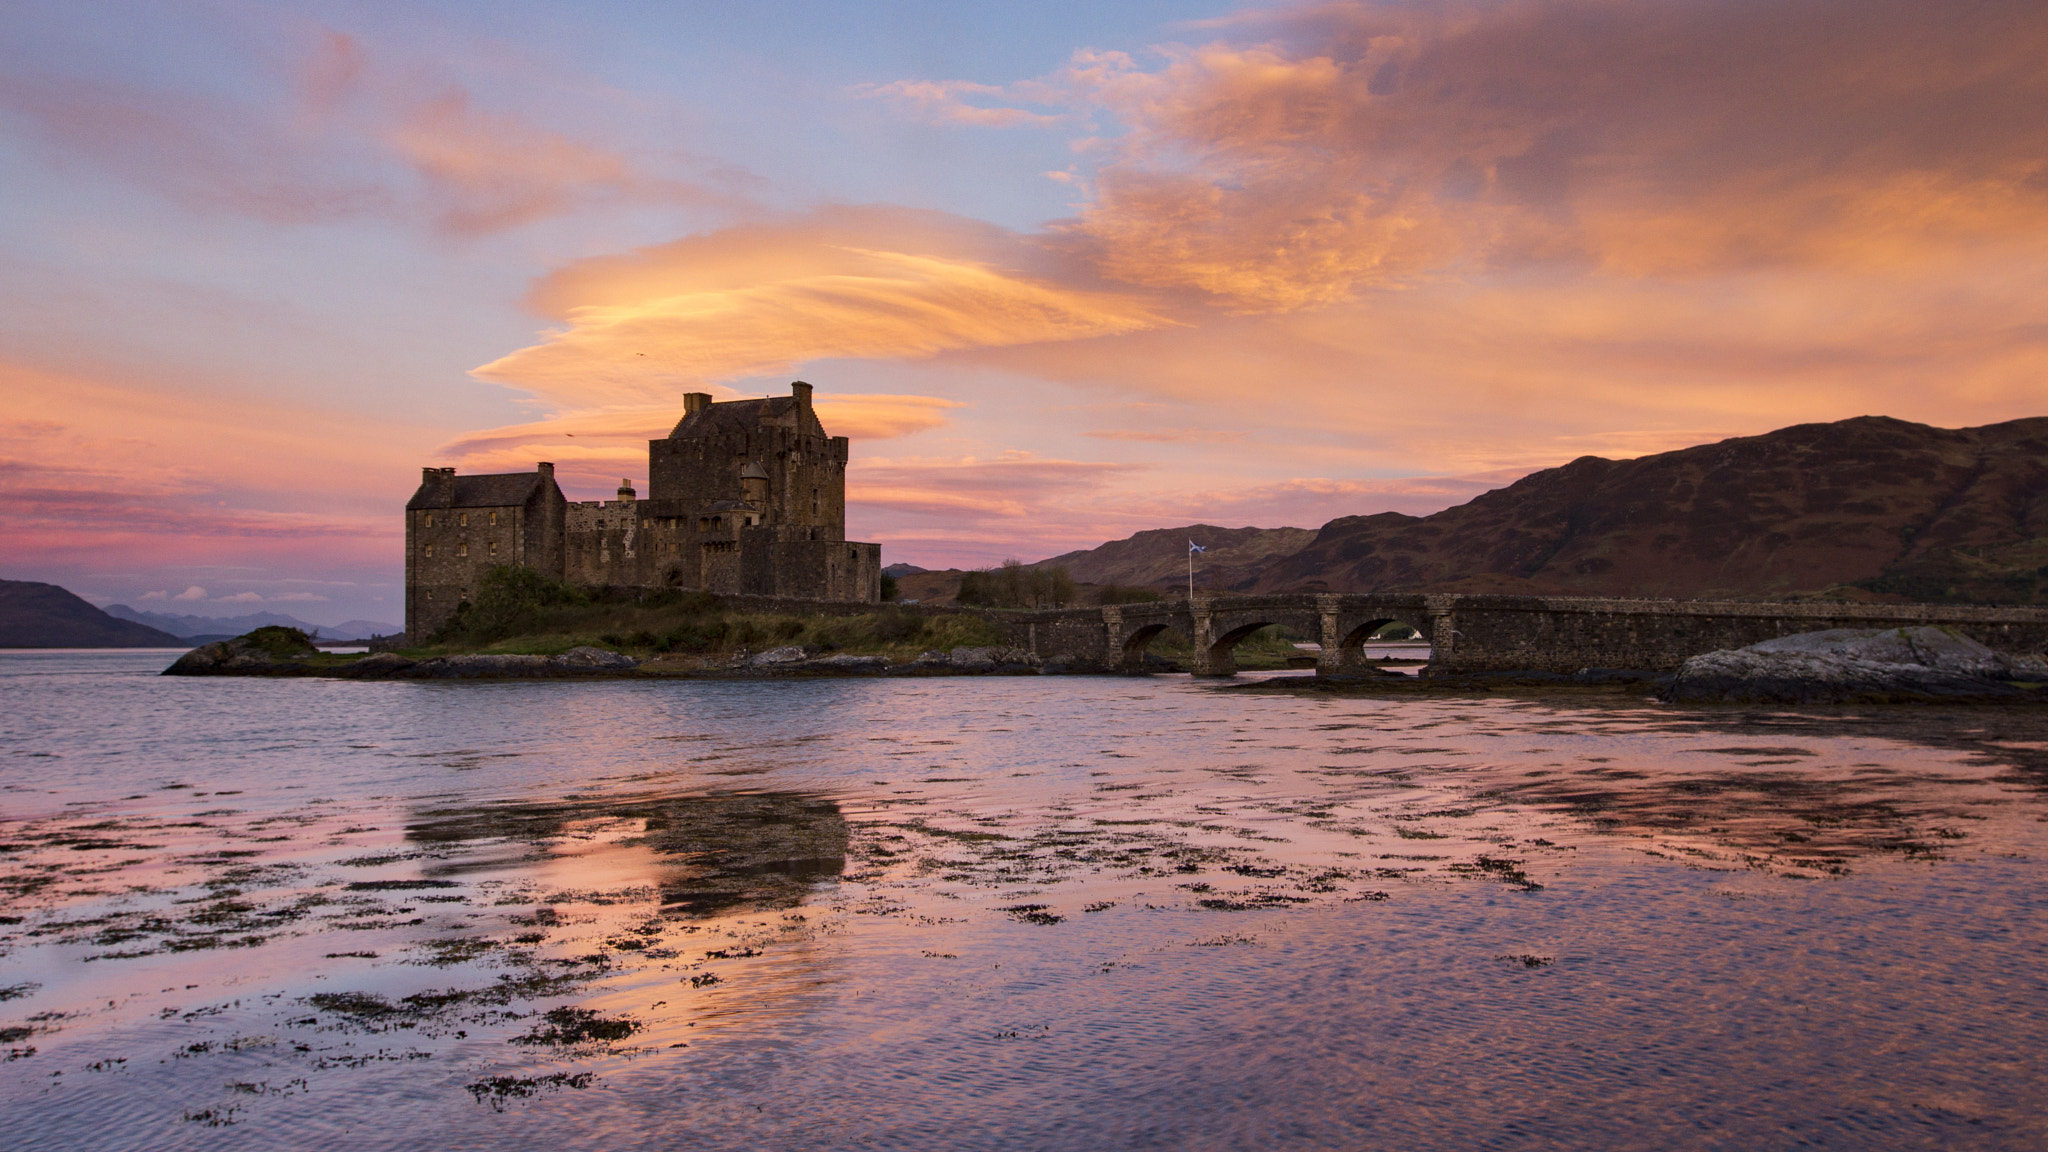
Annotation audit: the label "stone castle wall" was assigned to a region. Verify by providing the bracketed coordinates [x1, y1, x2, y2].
[405, 383, 878, 640]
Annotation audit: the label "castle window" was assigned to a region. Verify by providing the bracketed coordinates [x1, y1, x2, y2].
[457, 543, 468, 557]
[812, 491, 820, 515]
[488, 541, 498, 556]
[489, 511, 498, 526]
[424, 513, 433, 528]
[424, 544, 434, 558]
[460, 512, 468, 527]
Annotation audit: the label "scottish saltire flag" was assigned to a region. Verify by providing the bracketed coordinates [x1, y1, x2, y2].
[1189, 541, 1207, 554]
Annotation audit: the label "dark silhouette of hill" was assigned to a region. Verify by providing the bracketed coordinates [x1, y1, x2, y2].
[1040, 525, 1315, 590]
[0, 580, 185, 647]
[1250, 416, 2048, 602]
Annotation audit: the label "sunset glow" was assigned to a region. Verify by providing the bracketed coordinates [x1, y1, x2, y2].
[4, 0, 2045, 622]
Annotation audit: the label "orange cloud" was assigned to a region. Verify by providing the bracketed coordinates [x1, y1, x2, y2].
[435, 393, 961, 494]
[472, 207, 1166, 405]
[859, 0, 2048, 310]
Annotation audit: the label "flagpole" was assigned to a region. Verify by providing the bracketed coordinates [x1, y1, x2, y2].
[1188, 544, 1194, 602]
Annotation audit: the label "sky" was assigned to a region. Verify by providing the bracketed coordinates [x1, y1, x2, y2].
[4, 0, 2046, 626]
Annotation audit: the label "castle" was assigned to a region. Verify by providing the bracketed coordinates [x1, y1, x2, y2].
[404, 382, 881, 639]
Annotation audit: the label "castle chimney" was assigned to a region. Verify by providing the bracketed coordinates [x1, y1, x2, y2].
[791, 380, 813, 407]
[683, 393, 712, 415]
[537, 462, 555, 482]
[422, 466, 444, 485]
[618, 479, 636, 502]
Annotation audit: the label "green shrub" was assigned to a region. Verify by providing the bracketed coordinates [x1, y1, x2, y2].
[873, 606, 926, 643]
[656, 619, 729, 653]
[436, 566, 592, 644]
[241, 625, 316, 656]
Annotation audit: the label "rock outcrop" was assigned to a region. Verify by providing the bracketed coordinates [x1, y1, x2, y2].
[167, 635, 637, 678]
[900, 646, 1042, 674]
[730, 645, 1040, 676]
[1665, 627, 2046, 704]
[164, 627, 321, 675]
[398, 646, 639, 678]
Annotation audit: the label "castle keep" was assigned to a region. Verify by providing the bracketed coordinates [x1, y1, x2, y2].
[405, 382, 881, 639]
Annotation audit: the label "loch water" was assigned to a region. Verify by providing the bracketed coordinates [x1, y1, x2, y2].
[5, 650, 2048, 1150]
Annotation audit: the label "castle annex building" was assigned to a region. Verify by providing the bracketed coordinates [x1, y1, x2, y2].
[405, 382, 881, 639]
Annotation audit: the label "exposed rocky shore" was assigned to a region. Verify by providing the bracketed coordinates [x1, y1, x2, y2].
[163, 632, 1061, 679]
[1665, 627, 2048, 704]
[164, 625, 2048, 702]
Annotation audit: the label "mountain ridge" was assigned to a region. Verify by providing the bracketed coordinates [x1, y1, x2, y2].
[0, 581, 184, 647]
[1033, 416, 2048, 605]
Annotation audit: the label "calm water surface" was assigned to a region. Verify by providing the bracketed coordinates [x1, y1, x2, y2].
[5, 650, 2048, 1150]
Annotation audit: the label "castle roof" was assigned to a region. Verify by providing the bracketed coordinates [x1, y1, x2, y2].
[406, 471, 553, 510]
[669, 396, 825, 440]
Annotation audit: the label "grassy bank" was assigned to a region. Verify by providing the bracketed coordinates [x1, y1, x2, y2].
[415, 569, 1006, 660]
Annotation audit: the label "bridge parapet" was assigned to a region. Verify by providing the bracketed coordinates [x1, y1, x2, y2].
[1001, 593, 2048, 677]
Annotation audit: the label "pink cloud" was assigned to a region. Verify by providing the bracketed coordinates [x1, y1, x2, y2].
[386, 88, 690, 235]
[0, 28, 713, 237]
[854, 80, 1068, 128]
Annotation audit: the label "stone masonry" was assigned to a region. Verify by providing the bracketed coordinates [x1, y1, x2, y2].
[405, 382, 880, 639]
[998, 593, 2048, 677]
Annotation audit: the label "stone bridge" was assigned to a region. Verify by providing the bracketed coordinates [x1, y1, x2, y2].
[1000, 593, 2048, 677]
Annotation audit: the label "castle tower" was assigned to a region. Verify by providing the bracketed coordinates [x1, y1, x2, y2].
[408, 382, 878, 640]
[402, 462, 567, 640]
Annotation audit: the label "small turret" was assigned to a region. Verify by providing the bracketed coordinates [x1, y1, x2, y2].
[740, 460, 769, 506]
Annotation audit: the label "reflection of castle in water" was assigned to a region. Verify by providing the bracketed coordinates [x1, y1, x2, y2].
[405, 791, 848, 916]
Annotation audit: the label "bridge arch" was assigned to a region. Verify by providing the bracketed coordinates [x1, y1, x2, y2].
[1118, 621, 1188, 671]
[1315, 613, 1433, 675]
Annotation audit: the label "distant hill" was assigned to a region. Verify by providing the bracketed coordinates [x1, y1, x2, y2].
[1026, 416, 2048, 606]
[0, 581, 185, 647]
[104, 605, 402, 641]
[1250, 415, 2048, 602]
[1039, 525, 1316, 591]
